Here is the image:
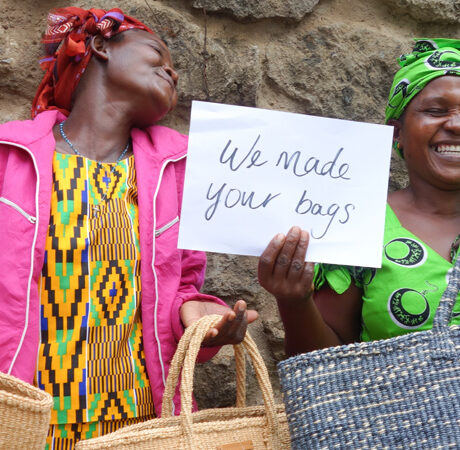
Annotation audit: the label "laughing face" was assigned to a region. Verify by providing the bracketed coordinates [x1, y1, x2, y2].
[397, 76, 460, 190]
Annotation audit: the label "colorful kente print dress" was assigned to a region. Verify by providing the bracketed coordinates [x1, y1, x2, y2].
[314, 204, 460, 341]
[37, 152, 154, 448]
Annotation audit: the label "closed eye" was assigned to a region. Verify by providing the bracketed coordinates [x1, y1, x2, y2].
[424, 109, 448, 116]
[148, 43, 163, 56]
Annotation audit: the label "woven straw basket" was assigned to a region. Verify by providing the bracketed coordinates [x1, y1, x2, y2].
[278, 254, 460, 449]
[0, 371, 53, 450]
[76, 315, 290, 449]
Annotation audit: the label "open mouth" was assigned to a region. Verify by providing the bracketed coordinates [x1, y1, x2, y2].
[433, 144, 460, 155]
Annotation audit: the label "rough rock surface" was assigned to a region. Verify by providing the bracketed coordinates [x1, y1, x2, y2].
[264, 25, 404, 122]
[382, 0, 460, 24]
[191, 0, 320, 21]
[0, 0, 458, 410]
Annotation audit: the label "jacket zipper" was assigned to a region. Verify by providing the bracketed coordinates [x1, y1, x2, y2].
[154, 216, 179, 237]
[0, 141, 40, 375]
[0, 197, 37, 223]
[151, 154, 186, 416]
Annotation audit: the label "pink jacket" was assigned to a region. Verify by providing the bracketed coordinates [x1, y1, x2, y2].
[0, 110, 225, 415]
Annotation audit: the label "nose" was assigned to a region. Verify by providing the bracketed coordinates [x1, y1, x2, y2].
[163, 64, 179, 87]
[444, 109, 460, 134]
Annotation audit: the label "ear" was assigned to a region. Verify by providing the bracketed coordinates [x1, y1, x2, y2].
[387, 119, 402, 144]
[387, 118, 405, 159]
[90, 35, 109, 61]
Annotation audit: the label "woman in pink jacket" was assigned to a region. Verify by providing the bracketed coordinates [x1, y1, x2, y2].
[0, 7, 257, 448]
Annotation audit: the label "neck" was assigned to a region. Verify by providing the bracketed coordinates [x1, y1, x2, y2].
[53, 75, 137, 163]
[395, 179, 460, 218]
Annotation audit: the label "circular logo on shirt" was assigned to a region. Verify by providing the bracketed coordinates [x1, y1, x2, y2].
[388, 288, 430, 329]
[384, 238, 427, 267]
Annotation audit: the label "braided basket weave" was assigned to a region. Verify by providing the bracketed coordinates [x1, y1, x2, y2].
[278, 255, 460, 449]
[0, 371, 53, 449]
[76, 315, 290, 449]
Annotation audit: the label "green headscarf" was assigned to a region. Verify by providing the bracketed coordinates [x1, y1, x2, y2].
[385, 38, 460, 123]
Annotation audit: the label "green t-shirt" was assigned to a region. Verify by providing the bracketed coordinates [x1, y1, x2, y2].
[314, 204, 460, 341]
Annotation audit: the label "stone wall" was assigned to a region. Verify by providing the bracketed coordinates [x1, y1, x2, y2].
[1, 0, 458, 409]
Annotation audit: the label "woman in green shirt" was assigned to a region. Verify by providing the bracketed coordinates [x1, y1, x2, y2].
[258, 38, 460, 355]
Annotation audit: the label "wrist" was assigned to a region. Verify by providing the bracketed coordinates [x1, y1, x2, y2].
[276, 290, 314, 309]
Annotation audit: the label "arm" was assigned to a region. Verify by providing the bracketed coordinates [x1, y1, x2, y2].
[258, 226, 362, 356]
[314, 283, 362, 347]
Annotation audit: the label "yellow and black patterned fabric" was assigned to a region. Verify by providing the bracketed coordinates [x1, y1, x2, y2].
[46, 414, 155, 450]
[37, 152, 154, 428]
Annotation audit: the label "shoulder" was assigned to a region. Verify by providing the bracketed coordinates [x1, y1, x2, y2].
[133, 125, 188, 161]
[148, 125, 188, 146]
[0, 110, 62, 147]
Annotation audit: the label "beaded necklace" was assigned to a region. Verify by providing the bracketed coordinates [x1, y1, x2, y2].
[59, 121, 130, 213]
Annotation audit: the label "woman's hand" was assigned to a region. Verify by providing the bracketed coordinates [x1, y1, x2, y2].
[258, 226, 345, 355]
[258, 226, 314, 304]
[180, 299, 258, 346]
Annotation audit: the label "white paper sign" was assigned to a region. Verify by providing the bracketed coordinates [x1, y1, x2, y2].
[178, 101, 393, 268]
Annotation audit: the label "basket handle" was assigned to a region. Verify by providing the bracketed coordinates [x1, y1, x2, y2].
[161, 315, 281, 448]
[162, 316, 246, 415]
[432, 254, 460, 331]
[429, 255, 460, 361]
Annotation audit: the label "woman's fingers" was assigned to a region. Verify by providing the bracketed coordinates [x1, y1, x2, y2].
[258, 233, 285, 286]
[181, 299, 258, 346]
[246, 309, 259, 323]
[180, 300, 228, 328]
[272, 226, 302, 279]
[214, 301, 246, 341]
[202, 308, 234, 340]
[258, 227, 314, 303]
[204, 327, 219, 340]
[300, 261, 315, 298]
[286, 229, 310, 280]
[259, 227, 307, 289]
[201, 300, 258, 346]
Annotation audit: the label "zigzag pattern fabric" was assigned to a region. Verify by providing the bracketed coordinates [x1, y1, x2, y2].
[46, 415, 154, 450]
[37, 152, 154, 427]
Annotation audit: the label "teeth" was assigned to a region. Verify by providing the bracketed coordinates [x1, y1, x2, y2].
[435, 144, 460, 153]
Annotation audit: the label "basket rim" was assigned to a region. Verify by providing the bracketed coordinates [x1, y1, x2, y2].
[0, 372, 53, 411]
[278, 325, 460, 369]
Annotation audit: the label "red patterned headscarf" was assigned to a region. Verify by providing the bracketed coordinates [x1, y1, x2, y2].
[32, 7, 153, 118]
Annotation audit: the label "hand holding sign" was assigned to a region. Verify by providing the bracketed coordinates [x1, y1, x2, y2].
[178, 101, 393, 268]
[258, 227, 315, 304]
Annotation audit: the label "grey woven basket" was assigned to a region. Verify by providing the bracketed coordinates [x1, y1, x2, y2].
[278, 256, 460, 449]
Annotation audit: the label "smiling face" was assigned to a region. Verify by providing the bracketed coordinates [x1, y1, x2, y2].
[396, 76, 460, 190]
[104, 29, 178, 126]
